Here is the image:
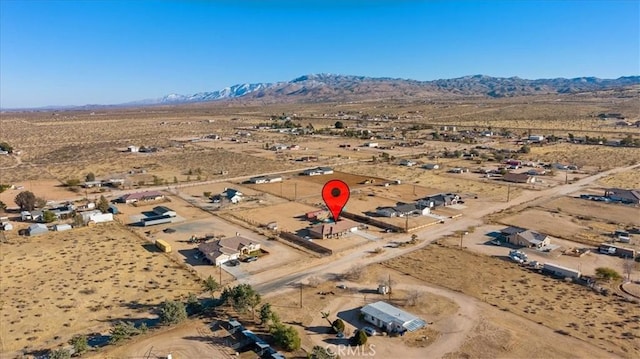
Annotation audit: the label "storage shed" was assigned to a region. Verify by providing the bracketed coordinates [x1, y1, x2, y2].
[53, 224, 72, 232]
[27, 223, 48, 236]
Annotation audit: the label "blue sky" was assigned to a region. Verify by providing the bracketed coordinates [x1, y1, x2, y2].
[1, 0, 638, 108]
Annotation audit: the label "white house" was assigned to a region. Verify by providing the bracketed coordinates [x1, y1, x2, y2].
[528, 135, 545, 142]
[127, 145, 139, 153]
[360, 301, 426, 333]
[248, 176, 283, 184]
[81, 210, 113, 224]
[363, 142, 379, 148]
[223, 188, 243, 204]
[302, 167, 334, 176]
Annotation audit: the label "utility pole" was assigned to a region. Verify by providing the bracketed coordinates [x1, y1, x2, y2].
[506, 185, 511, 202]
[460, 231, 468, 249]
[299, 282, 303, 308]
[565, 169, 568, 184]
[405, 215, 409, 233]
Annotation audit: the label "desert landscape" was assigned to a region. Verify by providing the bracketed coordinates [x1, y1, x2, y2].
[1, 89, 639, 358]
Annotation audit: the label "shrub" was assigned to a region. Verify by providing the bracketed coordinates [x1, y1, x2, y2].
[350, 329, 368, 346]
[595, 267, 622, 281]
[159, 300, 187, 325]
[49, 348, 71, 359]
[332, 318, 345, 333]
[69, 335, 88, 355]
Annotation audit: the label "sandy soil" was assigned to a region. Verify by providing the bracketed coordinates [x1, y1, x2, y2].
[88, 318, 235, 359]
[0, 223, 202, 356]
[383, 244, 640, 358]
[539, 196, 640, 227]
[598, 167, 640, 189]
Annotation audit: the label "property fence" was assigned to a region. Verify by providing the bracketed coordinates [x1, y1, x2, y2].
[340, 211, 405, 233]
[279, 231, 333, 256]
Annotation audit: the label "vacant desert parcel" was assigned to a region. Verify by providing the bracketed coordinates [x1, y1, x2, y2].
[0, 223, 201, 356]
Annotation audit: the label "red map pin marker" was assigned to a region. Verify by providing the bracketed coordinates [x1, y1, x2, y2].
[322, 180, 350, 222]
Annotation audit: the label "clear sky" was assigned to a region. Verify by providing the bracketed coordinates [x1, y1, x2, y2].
[1, 0, 638, 108]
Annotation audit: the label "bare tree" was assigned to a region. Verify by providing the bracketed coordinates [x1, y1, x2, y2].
[344, 265, 366, 282]
[623, 258, 636, 281]
[405, 289, 422, 306]
[307, 276, 322, 288]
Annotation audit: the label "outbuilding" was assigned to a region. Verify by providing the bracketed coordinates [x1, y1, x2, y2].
[27, 223, 48, 236]
[53, 224, 72, 232]
[360, 301, 426, 333]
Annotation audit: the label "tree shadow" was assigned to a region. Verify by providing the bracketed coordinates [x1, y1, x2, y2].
[305, 325, 330, 334]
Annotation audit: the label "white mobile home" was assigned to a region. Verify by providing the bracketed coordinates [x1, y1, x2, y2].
[360, 301, 426, 333]
[542, 263, 581, 279]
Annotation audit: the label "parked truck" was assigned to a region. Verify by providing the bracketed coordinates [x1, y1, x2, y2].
[155, 239, 172, 253]
[599, 243, 636, 258]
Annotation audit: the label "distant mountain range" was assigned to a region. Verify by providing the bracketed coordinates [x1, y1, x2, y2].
[132, 74, 639, 105]
[6, 74, 639, 110]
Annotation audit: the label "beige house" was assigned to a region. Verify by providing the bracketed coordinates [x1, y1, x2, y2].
[508, 230, 550, 248]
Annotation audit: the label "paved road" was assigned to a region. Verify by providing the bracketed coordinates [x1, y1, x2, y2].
[247, 163, 640, 295]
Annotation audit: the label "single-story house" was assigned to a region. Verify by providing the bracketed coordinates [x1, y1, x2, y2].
[361, 301, 426, 333]
[27, 223, 48, 236]
[81, 210, 114, 224]
[500, 226, 526, 237]
[199, 241, 240, 266]
[604, 188, 640, 205]
[223, 188, 243, 204]
[376, 203, 430, 217]
[152, 206, 177, 217]
[219, 235, 261, 254]
[248, 176, 283, 184]
[302, 167, 334, 176]
[308, 219, 359, 239]
[83, 180, 102, 188]
[418, 193, 460, 208]
[118, 191, 165, 204]
[198, 235, 260, 266]
[502, 173, 536, 184]
[53, 224, 72, 232]
[422, 163, 439, 170]
[363, 142, 378, 148]
[508, 229, 550, 248]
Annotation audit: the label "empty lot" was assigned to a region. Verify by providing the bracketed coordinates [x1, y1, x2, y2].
[0, 223, 202, 356]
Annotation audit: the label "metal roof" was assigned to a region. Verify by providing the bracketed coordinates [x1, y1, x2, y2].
[361, 301, 426, 331]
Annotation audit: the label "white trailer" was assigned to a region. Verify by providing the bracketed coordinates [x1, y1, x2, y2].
[543, 263, 581, 279]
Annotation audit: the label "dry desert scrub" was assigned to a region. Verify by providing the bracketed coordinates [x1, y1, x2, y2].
[383, 243, 640, 358]
[0, 222, 202, 356]
[529, 143, 640, 170]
